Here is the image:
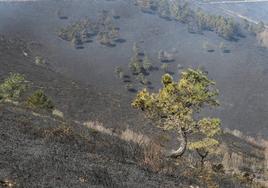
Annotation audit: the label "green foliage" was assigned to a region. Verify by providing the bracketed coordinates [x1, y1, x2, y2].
[169, 1, 190, 23]
[161, 63, 169, 73]
[189, 118, 221, 152]
[109, 27, 120, 40]
[125, 83, 136, 92]
[138, 0, 240, 40]
[97, 32, 112, 46]
[158, 0, 170, 18]
[132, 68, 221, 155]
[137, 73, 149, 85]
[58, 18, 91, 41]
[195, 9, 238, 40]
[0, 73, 27, 100]
[58, 11, 121, 47]
[129, 55, 143, 75]
[143, 55, 153, 71]
[27, 90, 54, 110]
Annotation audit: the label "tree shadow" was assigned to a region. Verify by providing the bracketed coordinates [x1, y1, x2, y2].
[75, 45, 85, 50]
[114, 38, 126, 43]
[59, 16, 68, 20]
[158, 15, 172, 21]
[113, 15, 120, 19]
[206, 49, 214, 53]
[141, 9, 156, 15]
[102, 43, 116, 48]
[127, 88, 137, 93]
[84, 39, 93, 43]
[160, 59, 175, 63]
[222, 49, 231, 53]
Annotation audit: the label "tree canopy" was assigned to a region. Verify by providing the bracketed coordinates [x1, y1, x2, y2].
[132, 68, 221, 157]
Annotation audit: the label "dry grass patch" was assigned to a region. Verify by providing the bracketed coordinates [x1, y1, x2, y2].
[120, 128, 150, 145]
[84, 121, 115, 136]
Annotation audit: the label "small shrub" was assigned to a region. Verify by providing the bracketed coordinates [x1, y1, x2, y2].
[97, 32, 112, 46]
[35, 56, 46, 65]
[129, 56, 143, 75]
[161, 63, 169, 73]
[141, 142, 166, 173]
[203, 41, 214, 52]
[137, 73, 149, 85]
[114, 66, 124, 79]
[0, 73, 27, 100]
[219, 42, 230, 53]
[125, 83, 136, 92]
[27, 90, 54, 110]
[158, 50, 174, 62]
[143, 55, 153, 71]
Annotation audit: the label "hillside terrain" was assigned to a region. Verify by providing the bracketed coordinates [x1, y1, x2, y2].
[0, 0, 268, 187]
[0, 32, 267, 188]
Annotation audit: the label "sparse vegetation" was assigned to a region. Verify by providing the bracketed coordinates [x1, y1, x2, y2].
[161, 63, 169, 73]
[219, 42, 230, 53]
[35, 56, 46, 66]
[1, 2, 267, 187]
[132, 42, 141, 56]
[158, 50, 175, 62]
[137, 73, 149, 85]
[125, 83, 136, 92]
[0, 73, 27, 100]
[58, 11, 122, 48]
[27, 90, 54, 110]
[114, 66, 124, 79]
[137, 0, 241, 40]
[129, 56, 144, 75]
[203, 41, 214, 52]
[97, 32, 113, 46]
[143, 55, 153, 71]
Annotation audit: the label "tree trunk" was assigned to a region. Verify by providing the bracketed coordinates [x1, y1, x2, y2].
[196, 149, 208, 167]
[167, 129, 187, 158]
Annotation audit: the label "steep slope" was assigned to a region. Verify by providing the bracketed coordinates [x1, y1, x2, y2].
[0, 33, 266, 188]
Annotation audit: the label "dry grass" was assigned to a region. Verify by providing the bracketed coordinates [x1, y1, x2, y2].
[118, 128, 167, 172]
[120, 128, 150, 145]
[224, 128, 265, 149]
[83, 123, 169, 173]
[52, 109, 64, 118]
[222, 152, 243, 174]
[261, 140, 268, 178]
[82, 121, 167, 171]
[257, 29, 268, 48]
[84, 121, 115, 136]
[140, 141, 165, 172]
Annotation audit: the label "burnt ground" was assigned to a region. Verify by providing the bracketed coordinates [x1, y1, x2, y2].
[0, 35, 266, 188]
[0, 0, 268, 137]
[0, 103, 179, 188]
[1, 102, 257, 188]
[0, 0, 267, 187]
